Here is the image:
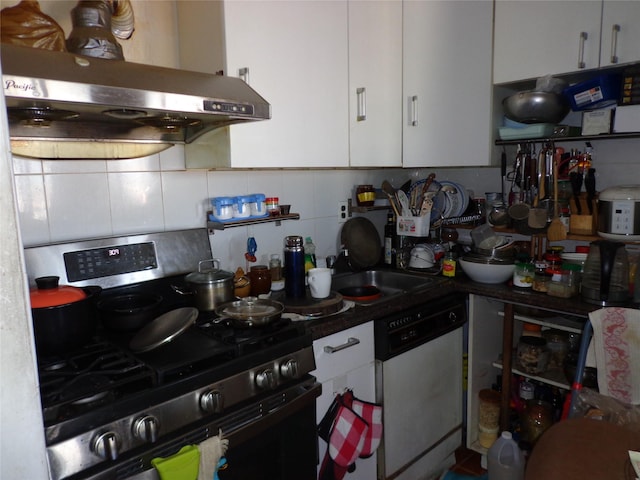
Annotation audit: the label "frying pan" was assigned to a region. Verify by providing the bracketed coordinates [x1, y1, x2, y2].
[340, 217, 381, 270]
[97, 292, 163, 331]
[338, 285, 381, 302]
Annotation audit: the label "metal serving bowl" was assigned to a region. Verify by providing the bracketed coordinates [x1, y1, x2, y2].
[503, 91, 570, 124]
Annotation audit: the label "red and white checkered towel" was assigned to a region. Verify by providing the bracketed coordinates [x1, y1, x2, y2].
[351, 398, 382, 458]
[328, 404, 368, 467]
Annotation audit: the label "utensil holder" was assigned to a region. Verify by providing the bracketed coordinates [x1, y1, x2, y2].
[397, 215, 430, 237]
[569, 193, 598, 235]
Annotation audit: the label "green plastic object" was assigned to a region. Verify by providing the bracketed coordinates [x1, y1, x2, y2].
[151, 445, 200, 480]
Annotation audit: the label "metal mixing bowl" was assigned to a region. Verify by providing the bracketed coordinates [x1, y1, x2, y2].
[503, 91, 570, 124]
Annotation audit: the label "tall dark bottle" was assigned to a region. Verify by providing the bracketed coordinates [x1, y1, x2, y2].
[383, 212, 397, 266]
[284, 236, 306, 298]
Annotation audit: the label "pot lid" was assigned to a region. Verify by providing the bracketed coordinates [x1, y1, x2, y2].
[30, 276, 87, 308]
[129, 307, 198, 353]
[185, 259, 234, 285]
[340, 217, 381, 269]
[215, 297, 284, 321]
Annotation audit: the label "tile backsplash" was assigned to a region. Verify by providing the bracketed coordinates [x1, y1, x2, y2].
[11, 138, 639, 273]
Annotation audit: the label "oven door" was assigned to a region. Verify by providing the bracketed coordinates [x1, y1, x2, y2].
[79, 377, 321, 480]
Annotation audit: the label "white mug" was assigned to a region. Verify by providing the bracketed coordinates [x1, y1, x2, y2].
[307, 267, 332, 299]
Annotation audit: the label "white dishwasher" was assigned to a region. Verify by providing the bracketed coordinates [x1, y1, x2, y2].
[374, 293, 467, 480]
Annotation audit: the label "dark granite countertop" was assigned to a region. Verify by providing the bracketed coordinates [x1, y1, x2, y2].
[305, 271, 616, 340]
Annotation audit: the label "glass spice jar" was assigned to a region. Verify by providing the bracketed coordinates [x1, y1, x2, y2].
[542, 329, 569, 371]
[249, 265, 271, 296]
[265, 197, 280, 216]
[478, 388, 501, 430]
[356, 184, 375, 207]
[516, 336, 549, 374]
[522, 399, 553, 445]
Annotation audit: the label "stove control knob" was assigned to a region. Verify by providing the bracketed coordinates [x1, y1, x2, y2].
[132, 415, 159, 443]
[255, 368, 277, 390]
[200, 390, 224, 414]
[280, 358, 299, 379]
[92, 431, 120, 461]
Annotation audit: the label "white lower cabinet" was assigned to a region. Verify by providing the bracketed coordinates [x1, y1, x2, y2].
[312, 323, 376, 480]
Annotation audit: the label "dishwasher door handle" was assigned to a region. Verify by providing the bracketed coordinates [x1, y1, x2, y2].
[323, 337, 360, 354]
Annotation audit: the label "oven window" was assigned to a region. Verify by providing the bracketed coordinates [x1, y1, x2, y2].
[220, 403, 318, 479]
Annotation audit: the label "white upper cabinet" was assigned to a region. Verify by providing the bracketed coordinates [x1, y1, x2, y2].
[222, 1, 349, 168]
[348, 1, 402, 167]
[600, 1, 640, 68]
[494, 1, 640, 85]
[402, 0, 493, 167]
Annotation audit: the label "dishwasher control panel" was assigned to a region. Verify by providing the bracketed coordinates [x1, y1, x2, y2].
[374, 293, 467, 360]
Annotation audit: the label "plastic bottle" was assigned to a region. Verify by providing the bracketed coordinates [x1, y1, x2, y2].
[442, 251, 457, 277]
[304, 237, 317, 273]
[487, 431, 524, 480]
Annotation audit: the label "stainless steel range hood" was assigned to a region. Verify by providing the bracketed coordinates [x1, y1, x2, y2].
[1, 43, 270, 159]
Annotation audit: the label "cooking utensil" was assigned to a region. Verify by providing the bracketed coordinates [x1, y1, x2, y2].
[129, 307, 199, 353]
[340, 217, 381, 270]
[97, 292, 163, 331]
[500, 151, 507, 207]
[30, 276, 102, 355]
[585, 168, 596, 215]
[381, 180, 401, 218]
[214, 297, 284, 327]
[418, 173, 436, 212]
[502, 91, 570, 124]
[396, 190, 411, 216]
[547, 157, 567, 241]
[569, 171, 583, 215]
[172, 259, 235, 311]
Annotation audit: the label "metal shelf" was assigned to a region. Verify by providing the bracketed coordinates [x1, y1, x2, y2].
[206, 213, 300, 234]
[495, 132, 640, 146]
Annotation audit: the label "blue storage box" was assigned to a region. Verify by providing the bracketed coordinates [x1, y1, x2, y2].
[563, 74, 621, 111]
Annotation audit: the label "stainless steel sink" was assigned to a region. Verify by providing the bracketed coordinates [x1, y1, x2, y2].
[331, 269, 441, 305]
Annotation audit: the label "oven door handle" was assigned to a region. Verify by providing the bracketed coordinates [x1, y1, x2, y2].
[323, 337, 360, 354]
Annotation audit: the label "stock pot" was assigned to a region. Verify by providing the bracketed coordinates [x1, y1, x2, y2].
[30, 276, 102, 354]
[172, 259, 235, 311]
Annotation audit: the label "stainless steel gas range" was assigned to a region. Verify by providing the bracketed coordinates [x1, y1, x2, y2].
[24, 229, 320, 480]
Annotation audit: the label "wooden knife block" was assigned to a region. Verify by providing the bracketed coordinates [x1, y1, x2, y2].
[569, 192, 598, 235]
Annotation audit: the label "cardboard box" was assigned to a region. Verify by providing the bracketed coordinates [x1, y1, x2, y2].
[581, 108, 614, 135]
[613, 105, 640, 133]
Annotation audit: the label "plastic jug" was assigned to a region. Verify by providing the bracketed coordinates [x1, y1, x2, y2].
[487, 431, 524, 480]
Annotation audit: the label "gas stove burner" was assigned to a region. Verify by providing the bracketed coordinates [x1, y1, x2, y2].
[66, 374, 113, 404]
[42, 359, 68, 372]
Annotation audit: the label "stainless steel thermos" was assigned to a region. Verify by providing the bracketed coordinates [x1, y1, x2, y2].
[284, 236, 306, 298]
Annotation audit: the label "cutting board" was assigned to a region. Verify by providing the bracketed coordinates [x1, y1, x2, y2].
[279, 291, 344, 316]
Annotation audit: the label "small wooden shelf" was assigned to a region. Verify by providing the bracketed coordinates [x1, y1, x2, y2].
[206, 213, 300, 233]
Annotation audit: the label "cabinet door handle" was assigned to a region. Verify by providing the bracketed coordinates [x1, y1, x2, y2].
[610, 24, 621, 64]
[239, 67, 250, 84]
[577, 31, 588, 69]
[410, 95, 418, 126]
[323, 337, 360, 353]
[356, 87, 367, 121]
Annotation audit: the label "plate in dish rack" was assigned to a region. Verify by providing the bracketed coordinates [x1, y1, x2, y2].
[439, 180, 469, 218]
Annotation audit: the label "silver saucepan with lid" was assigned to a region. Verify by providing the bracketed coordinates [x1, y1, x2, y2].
[172, 259, 235, 311]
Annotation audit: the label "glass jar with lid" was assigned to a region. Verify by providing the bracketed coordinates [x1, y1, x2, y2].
[516, 336, 549, 374]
